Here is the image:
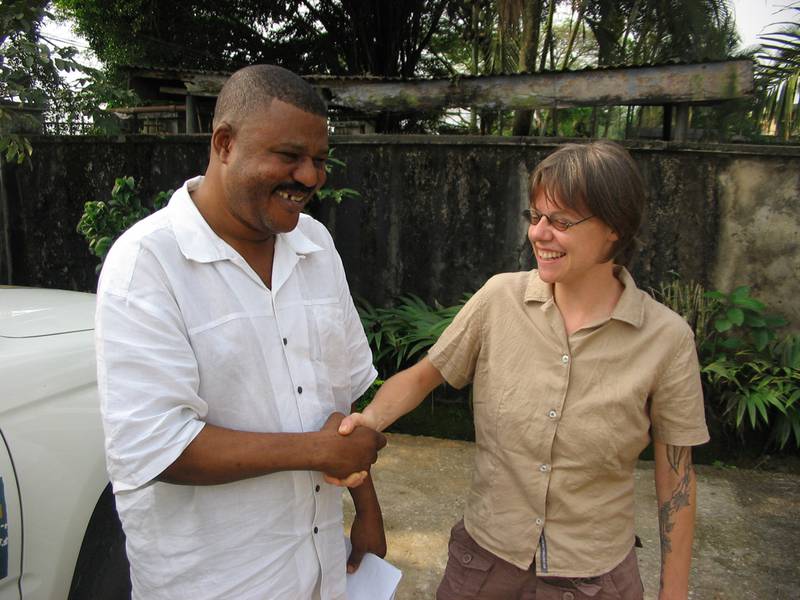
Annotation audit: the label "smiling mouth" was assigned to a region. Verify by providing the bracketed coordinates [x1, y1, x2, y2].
[537, 249, 566, 260]
[275, 189, 308, 204]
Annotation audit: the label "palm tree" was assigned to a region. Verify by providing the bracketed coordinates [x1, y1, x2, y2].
[757, 4, 800, 140]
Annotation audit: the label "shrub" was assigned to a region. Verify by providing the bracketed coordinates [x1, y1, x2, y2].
[76, 176, 171, 271]
[654, 279, 799, 450]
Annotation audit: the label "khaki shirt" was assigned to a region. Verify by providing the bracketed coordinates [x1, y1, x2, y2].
[428, 268, 709, 577]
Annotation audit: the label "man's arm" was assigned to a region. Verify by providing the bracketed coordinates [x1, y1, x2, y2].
[654, 441, 697, 600]
[346, 473, 386, 572]
[159, 412, 385, 485]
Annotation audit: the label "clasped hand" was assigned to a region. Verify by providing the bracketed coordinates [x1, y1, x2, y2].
[320, 412, 384, 487]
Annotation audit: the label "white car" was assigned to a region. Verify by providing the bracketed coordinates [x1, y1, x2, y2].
[0, 287, 129, 600]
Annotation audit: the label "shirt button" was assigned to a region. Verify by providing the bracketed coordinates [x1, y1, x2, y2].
[297, 386, 303, 394]
[283, 338, 287, 345]
[536, 518, 543, 526]
[461, 553, 472, 564]
[539, 464, 550, 472]
[562, 593, 575, 600]
[548, 409, 558, 419]
[561, 354, 569, 364]
[313, 526, 318, 534]
[315, 485, 320, 492]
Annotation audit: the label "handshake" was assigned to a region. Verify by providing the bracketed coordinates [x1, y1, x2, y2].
[319, 411, 382, 488]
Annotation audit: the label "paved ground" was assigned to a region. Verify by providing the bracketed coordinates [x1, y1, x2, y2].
[343, 433, 800, 600]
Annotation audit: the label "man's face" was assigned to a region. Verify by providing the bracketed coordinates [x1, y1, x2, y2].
[219, 99, 329, 240]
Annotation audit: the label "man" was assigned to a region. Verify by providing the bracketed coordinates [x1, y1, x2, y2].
[96, 64, 386, 600]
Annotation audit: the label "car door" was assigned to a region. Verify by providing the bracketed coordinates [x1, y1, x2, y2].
[0, 430, 21, 600]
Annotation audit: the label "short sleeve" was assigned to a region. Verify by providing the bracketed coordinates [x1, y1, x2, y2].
[96, 247, 206, 492]
[649, 327, 710, 446]
[427, 288, 487, 389]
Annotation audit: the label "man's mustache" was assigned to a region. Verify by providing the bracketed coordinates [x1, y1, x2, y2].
[275, 183, 316, 196]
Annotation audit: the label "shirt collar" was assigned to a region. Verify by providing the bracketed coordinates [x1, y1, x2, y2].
[168, 176, 323, 263]
[523, 266, 645, 328]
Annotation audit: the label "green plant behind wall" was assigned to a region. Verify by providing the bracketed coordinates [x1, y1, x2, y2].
[655, 278, 799, 450]
[76, 176, 171, 271]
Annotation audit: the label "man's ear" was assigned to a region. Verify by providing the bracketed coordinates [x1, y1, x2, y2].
[211, 123, 234, 163]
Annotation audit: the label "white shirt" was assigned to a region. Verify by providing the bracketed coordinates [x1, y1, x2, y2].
[95, 176, 377, 600]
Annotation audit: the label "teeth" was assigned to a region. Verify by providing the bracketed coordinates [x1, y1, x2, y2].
[538, 250, 566, 260]
[276, 190, 306, 203]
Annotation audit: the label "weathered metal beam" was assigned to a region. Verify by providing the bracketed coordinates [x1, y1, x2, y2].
[125, 60, 753, 114]
[312, 60, 754, 113]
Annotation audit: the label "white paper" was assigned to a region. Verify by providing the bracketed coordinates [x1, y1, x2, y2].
[344, 538, 403, 600]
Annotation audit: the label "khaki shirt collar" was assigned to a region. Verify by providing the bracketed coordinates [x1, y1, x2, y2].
[522, 266, 645, 329]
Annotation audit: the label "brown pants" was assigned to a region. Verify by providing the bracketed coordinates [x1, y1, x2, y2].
[436, 520, 644, 600]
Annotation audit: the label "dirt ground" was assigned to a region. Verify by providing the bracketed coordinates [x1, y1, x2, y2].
[343, 433, 800, 600]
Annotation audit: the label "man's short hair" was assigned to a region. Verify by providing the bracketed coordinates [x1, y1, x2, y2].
[529, 140, 646, 266]
[212, 64, 327, 130]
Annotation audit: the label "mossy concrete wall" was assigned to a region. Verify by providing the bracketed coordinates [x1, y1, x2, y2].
[2, 135, 798, 328]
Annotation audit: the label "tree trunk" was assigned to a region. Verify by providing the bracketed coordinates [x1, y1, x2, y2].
[511, 0, 543, 136]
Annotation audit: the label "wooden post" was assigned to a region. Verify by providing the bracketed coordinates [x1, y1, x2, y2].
[674, 103, 690, 142]
[662, 104, 673, 141]
[185, 93, 197, 134]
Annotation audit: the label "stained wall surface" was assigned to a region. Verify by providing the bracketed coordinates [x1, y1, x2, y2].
[2, 136, 797, 327]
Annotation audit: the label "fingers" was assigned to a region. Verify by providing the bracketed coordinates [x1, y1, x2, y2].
[323, 471, 367, 488]
[338, 412, 365, 435]
[375, 431, 387, 451]
[347, 547, 366, 574]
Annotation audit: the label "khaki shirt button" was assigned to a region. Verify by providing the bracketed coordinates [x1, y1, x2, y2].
[562, 593, 575, 600]
[535, 518, 543, 526]
[461, 553, 473, 564]
[548, 410, 558, 418]
[539, 464, 550, 472]
[561, 354, 569, 364]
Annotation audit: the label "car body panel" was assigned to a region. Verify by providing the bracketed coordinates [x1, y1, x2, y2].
[0, 289, 107, 600]
[0, 431, 22, 600]
[0, 289, 95, 338]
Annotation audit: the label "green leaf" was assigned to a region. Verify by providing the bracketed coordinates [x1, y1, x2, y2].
[715, 318, 733, 333]
[753, 328, 770, 351]
[704, 290, 726, 301]
[732, 296, 765, 312]
[726, 308, 745, 326]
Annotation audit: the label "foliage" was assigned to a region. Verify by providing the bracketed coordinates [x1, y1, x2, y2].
[654, 279, 798, 450]
[1, 1, 138, 161]
[76, 176, 171, 271]
[315, 149, 360, 205]
[1, 1, 80, 162]
[755, 4, 800, 140]
[357, 294, 468, 372]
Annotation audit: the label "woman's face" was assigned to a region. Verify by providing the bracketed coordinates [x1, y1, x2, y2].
[528, 188, 619, 287]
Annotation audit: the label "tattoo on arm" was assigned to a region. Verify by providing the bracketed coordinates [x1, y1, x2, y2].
[658, 445, 694, 586]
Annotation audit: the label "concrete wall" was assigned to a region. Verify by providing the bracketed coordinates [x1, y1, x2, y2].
[1, 135, 798, 328]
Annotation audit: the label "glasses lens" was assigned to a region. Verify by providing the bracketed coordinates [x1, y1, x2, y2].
[523, 209, 542, 225]
[551, 219, 570, 232]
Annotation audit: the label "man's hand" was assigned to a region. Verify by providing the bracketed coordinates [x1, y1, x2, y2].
[323, 412, 380, 487]
[319, 412, 386, 482]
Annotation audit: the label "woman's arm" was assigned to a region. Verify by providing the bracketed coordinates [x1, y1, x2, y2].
[654, 441, 697, 600]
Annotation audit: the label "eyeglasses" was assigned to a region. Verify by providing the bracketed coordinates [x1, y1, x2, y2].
[522, 208, 594, 232]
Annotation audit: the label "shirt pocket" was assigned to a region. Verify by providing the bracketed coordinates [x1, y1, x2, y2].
[305, 298, 352, 413]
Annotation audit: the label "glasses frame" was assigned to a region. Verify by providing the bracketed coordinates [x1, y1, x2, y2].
[522, 208, 595, 232]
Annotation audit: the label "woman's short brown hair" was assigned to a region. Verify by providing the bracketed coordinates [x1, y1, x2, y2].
[528, 140, 646, 266]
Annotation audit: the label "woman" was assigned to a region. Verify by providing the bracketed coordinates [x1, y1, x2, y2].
[335, 141, 708, 600]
